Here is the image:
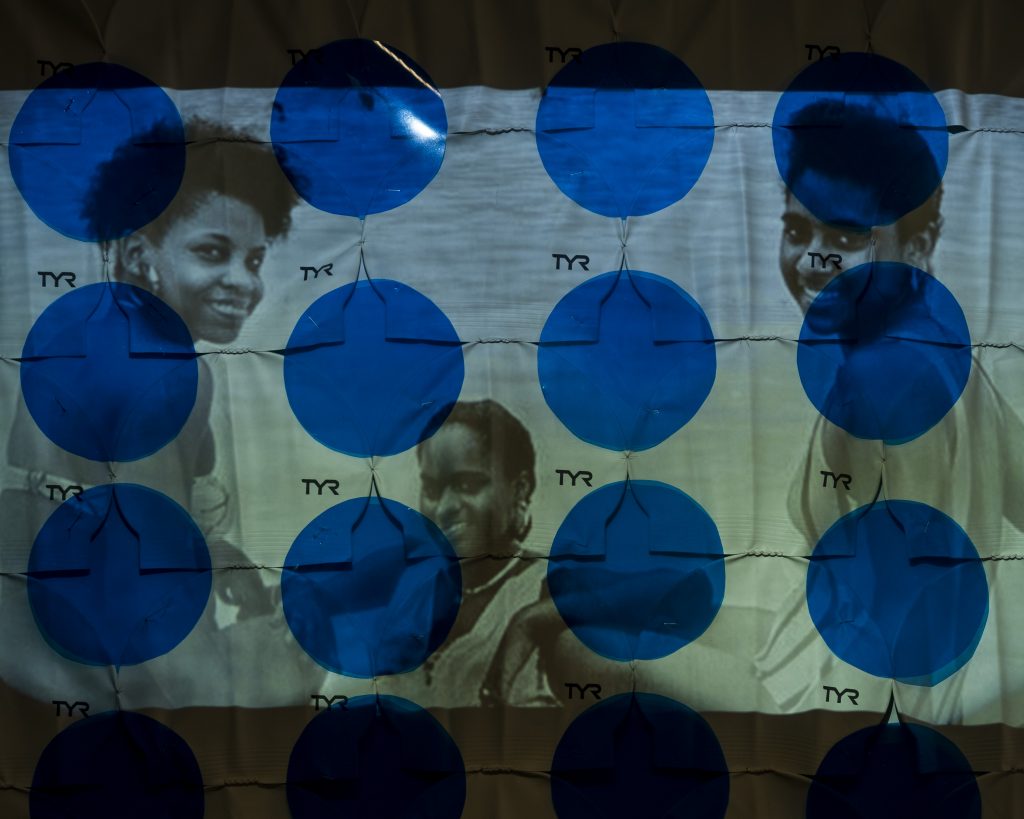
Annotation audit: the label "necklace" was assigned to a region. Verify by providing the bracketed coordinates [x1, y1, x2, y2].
[462, 558, 520, 596]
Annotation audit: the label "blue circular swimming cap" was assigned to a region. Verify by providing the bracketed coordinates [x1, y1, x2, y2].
[539, 270, 716, 451]
[283, 278, 464, 457]
[20, 282, 199, 463]
[773, 52, 947, 230]
[551, 692, 729, 819]
[282, 496, 462, 677]
[797, 262, 971, 443]
[27, 483, 211, 667]
[807, 723, 981, 819]
[548, 480, 725, 662]
[272, 39, 447, 217]
[807, 500, 988, 685]
[10, 62, 185, 242]
[288, 695, 466, 818]
[536, 41, 714, 218]
[31, 711, 204, 819]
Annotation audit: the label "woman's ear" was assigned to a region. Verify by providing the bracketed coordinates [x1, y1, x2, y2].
[511, 471, 532, 506]
[117, 234, 160, 290]
[507, 470, 534, 544]
[905, 222, 940, 270]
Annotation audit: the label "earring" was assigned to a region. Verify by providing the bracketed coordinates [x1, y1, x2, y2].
[140, 263, 160, 293]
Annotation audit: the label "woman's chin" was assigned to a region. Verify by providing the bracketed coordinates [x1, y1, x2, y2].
[196, 320, 245, 345]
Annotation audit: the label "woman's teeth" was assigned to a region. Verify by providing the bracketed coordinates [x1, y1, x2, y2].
[209, 300, 249, 318]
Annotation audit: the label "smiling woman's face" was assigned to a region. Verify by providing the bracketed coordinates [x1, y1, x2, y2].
[418, 422, 520, 556]
[778, 187, 911, 315]
[142, 194, 268, 344]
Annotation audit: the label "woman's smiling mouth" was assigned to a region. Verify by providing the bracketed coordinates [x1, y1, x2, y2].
[206, 298, 252, 320]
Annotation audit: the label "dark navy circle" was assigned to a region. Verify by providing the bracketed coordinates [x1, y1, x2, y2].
[31, 711, 204, 819]
[283, 278, 464, 457]
[797, 262, 971, 443]
[773, 52, 947, 230]
[10, 62, 185, 242]
[547, 480, 725, 662]
[27, 483, 211, 667]
[807, 723, 981, 819]
[271, 38, 447, 217]
[536, 41, 714, 218]
[538, 270, 715, 452]
[282, 496, 462, 677]
[20, 282, 199, 463]
[551, 692, 729, 819]
[288, 695, 465, 818]
[807, 500, 988, 685]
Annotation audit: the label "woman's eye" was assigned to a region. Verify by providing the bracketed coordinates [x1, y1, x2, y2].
[782, 218, 810, 245]
[246, 251, 266, 273]
[833, 231, 870, 251]
[456, 476, 487, 495]
[193, 244, 227, 263]
[420, 480, 440, 502]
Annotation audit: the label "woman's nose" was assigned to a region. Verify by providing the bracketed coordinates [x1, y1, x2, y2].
[795, 230, 828, 268]
[221, 258, 257, 291]
[792, 245, 816, 275]
[437, 487, 460, 517]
